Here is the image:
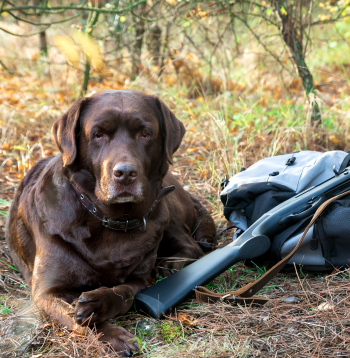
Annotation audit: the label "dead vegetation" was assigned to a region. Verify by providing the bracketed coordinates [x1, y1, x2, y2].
[1, 13, 350, 358]
[2, 245, 350, 357]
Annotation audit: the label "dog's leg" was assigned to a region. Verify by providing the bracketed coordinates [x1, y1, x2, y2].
[156, 197, 216, 277]
[156, 226, 204, 277]
[72, 279, 148, 355]
[33, 291, 83, 333]
[95, 322, 139, 357]
[191, 195, 217, 251]
[33, 281, 144, 355]
[34, 290, 140, 356]
[73, 277, 148, 326]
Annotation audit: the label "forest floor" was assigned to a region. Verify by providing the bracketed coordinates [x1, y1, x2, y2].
[1, 21, 350, 358]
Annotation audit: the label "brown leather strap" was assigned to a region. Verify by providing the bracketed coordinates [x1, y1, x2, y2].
[196, 189, 350, 305]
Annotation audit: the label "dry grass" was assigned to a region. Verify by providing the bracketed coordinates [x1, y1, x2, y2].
[2, 248, 350, 357]
[1, 18, 350, 358]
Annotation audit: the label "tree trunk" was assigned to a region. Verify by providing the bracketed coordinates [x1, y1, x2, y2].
[39, 30, 48, 56]
[131, 1, 147, 79]
[34, 0, 48, 56]
[158, 21, 171, 78]
[274, 0, 321, 123]
[147, 25, 162, 66]
[80, 60, 91, 97]
[79, 10, 100, 96]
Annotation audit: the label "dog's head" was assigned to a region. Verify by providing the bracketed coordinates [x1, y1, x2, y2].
[52, 90, 185, 210]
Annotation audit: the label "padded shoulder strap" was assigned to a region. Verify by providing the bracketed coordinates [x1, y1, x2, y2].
[195, 188, 350, 305]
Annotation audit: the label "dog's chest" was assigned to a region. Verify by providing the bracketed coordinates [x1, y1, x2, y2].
[79, 224, 163, 286]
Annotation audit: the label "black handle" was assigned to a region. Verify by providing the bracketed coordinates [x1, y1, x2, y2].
[278, 195, 325, 226]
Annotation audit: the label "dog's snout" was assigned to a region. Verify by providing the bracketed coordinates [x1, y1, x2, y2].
[113, 163, 138, 185]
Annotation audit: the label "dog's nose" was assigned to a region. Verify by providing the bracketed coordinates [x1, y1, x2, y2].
[113, 163, 138, 185]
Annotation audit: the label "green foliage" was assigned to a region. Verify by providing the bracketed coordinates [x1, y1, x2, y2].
[0, 305, 11, 314]
[0, 297, 11, 315]
[0, 260, 19, 272]
[205, 262, 269, 294]
[129, 336, 146, 352]
[160, 322, 182, 344]
[0, 199, 10, 217]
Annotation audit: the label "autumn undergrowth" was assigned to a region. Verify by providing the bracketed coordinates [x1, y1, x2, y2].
[1, 18, 350, 358]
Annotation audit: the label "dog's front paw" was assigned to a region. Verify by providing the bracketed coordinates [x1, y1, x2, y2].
[74, 287, 122, 326]
[155, 259, 188, 278]
[97, 322, 139, 357]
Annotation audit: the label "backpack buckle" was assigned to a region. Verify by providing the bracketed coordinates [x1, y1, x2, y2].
[221, 178, 229, 190]
[286, 157, 296, 166]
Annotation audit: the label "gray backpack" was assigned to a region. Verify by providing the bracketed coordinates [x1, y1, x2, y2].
[221, 150, 350, 271]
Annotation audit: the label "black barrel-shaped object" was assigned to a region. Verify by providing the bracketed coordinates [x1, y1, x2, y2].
[135, 225, 270, 318]
[135, 166, 350, 318]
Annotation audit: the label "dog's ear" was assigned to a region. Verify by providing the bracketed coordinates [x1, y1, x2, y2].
[155, 97, 186, 164]
[52, 97, 88, 168]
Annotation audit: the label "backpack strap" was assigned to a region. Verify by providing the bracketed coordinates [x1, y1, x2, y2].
[195, 188, 350, 305]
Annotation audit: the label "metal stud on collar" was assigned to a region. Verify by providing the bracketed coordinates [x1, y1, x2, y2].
[139, 217, 147, 232]
[124, 219, 129, 232]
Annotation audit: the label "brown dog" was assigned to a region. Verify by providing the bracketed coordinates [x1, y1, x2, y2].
[5, 90, 216, 356]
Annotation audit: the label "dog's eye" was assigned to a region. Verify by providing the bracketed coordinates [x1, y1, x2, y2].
[94, 131, 104, 139]
[140, 130, 150, 138]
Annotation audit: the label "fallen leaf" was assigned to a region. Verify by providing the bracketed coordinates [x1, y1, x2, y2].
[177, 313, 198, 326]
[71, 329, 85, 336]
[317, 302, 334, 311]
[53, 36, 80, 67]
[2, 142, 10, 150]
[74, 31, 104, 71]
[44, 149, 54, 157]
[329, 135, 340, 145]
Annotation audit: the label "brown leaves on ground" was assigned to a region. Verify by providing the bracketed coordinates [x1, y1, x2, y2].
[1, 18, 350, 358]
[177, 313, 199, 326]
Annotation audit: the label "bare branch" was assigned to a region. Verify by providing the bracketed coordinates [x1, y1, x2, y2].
[0, 25, 50, 37]
[6, 10, 82, 26]
[1, 2, 147, 15]
[309, 15, 350, 28]
[235, 14, 288, 72]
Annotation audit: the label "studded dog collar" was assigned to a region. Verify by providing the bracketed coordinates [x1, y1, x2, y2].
[71, 184, 175, 232]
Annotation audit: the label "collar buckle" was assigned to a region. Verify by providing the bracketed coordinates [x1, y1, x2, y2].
[139, 217, 147, 232]
[124, 219, 129, 232]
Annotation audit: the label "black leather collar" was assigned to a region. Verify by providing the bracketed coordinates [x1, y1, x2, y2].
[71, 184, 175, 232]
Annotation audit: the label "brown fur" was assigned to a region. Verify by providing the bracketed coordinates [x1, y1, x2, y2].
[5, 90, 216, 356]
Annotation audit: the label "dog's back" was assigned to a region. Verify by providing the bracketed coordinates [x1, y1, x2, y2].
[5, 156, 55, 285]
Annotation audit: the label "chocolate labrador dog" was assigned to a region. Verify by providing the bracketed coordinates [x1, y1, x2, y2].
[5, 90, 216, 356]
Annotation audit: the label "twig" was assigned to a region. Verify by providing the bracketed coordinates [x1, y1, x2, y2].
[235, 14, 289, 73]
[1, 2, 147, 15]
[293, 263, 312, 308]
[0, 25, 50, 37]
[0, 58, 9, 73]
